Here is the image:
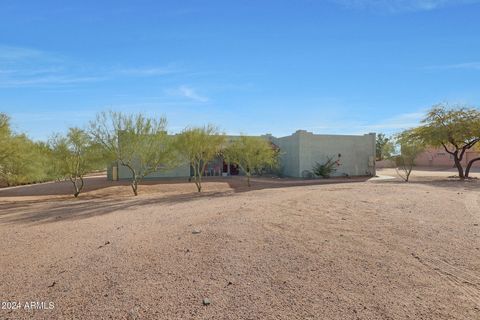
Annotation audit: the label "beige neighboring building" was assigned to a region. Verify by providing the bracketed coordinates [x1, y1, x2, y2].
[415, 147, 480, 168]
[108, 130, 376, 180]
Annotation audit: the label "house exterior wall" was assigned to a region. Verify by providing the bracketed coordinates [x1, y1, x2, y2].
[269, 133, 301, 177]
[376, 159, 396, 168]
[115, 159, 190, 180]
[298, 131, 376, 177]
[108, 131, 376, 180]
[269, 130, 375, 178]
[415, 147, 480, 168]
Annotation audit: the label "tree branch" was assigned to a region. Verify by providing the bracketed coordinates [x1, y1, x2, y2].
[464, 138, 479, 150]
[441, 143, 455, 155]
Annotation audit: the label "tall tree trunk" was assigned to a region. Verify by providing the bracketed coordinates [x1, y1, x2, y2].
[190, 162, 202, 192]
[125, 164, 139, 196]
[131, 179, 138, 196]
[73, 182, 80, 197]
[246, 173, 251, 187]
[405, 165, 413, 182]
[465, 157, 480, 178]
[74, 176, 84, 197]
[70, 176, 83, 198]
[196, 162, 202, 192]
[453, 151, 465, 179]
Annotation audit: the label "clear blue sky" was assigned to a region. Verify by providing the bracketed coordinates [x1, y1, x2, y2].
[1, 0, 479, 141]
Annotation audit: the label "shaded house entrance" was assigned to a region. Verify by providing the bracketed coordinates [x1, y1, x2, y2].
[191, 157, 240, 176]
[223, 161, 239, 175]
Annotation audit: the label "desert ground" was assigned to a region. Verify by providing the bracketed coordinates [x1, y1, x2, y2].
[1, 168, 479, 319]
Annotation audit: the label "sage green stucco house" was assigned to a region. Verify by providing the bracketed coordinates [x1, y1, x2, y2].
[108, 130, 376, 180]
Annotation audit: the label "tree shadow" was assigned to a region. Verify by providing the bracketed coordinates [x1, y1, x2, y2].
[223, 176, 371, 193]
[0, 175, 371, 225]
[371, 177, 480, 191]
[0, 191, 233, 225]
[0, 175, 371, 198]
[0, 176, 193, 197]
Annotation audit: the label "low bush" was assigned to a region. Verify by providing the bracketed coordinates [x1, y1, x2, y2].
[313, 155, 341, 178]
[301, 170, 315, 179]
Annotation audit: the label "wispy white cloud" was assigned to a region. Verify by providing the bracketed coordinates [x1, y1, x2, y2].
[0, 75, 106, 88]
[331, 0, 480, 13]
[0, 67, 63, 76]
[306, 111, 424, 135]
[0, 45, 180, 88]
[359, 111, 424, 131]
[166, 85, 209, 102]
[425, 62, 480, 71]
[0, 45, 104, 88]
[0, 45, 44, 60]
[115, 66, 178, 76]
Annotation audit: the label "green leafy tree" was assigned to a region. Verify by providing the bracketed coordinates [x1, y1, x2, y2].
[376, 133, 394, 160]
[393, 131, 425, 182]
[90, 111, 176, 196]
[29, 141, 57, 183]
[0, 113, 11, 168]
[223, 136, 278, 186]
[410, 104, 480, 179]
[176, 125, 225, 192]
[0, 114, 52, 186]
[382, 141, 395, 161]
[50, 128, 103, 197]
[1, 135, 38, 185]
[0, 114, 54, 186]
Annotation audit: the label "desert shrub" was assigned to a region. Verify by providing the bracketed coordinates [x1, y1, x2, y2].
[392, 132, 425, 182]
[313, 155, 341, 178]
[301, 170, 315, 179]
[274, 165, 285, 178]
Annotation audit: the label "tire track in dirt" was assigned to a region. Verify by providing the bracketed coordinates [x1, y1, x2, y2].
[411, 253, 480, 307]
[408, 191, 480, 307]
[464, 192, 480, 218]
[453, 191, 480, 306]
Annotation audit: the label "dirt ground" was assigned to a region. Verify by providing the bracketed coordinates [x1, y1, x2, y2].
[0, 169, 479, 319]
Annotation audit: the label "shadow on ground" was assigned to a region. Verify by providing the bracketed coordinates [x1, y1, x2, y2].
[0, 176, 140, 197]
[0, 175, 370, 198]
[372, 177, 480, 191]
[0, 175, 371, 225]
[0, 191, 233, 225]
